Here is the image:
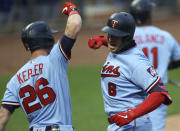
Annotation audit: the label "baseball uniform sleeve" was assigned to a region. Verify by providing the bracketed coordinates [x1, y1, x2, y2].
[60, 34, 76, 60]
[170, 36, 180, 60]
[131, 60, 160, 92]
[49, 40, 67, 65]
[2, 81, 20, 107]
[49, 34, 76, 62]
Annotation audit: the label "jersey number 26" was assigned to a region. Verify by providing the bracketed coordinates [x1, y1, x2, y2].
[19, 77, 56, 114]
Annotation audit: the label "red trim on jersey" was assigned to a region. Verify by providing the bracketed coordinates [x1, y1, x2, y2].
[146, 78, 172, 105]
[2, 102, 20, 106]
[146, 77, 160, 93]
[59, 41, 71, 60]
[101, 74, 120, 77]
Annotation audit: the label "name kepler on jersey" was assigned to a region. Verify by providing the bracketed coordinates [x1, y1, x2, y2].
[17, 63, 44, 84]
[101, 62, 120, 77]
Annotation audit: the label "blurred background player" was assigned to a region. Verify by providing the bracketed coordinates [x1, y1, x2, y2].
[130, 0, 180, 130]
[88, 12, 172, 131]
[0, 2, 82, 131]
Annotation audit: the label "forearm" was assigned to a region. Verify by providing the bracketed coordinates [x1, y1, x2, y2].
[132, 79, 172, 118]
[109, 92, 166, 127]
[110, 81, 172, 127]
[65, 14, 82, 39]
[133, 92, 165, 118]
[0, 107, 11, 131]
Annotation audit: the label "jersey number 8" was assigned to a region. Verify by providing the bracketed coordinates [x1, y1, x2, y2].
[108, 82, 117, 96]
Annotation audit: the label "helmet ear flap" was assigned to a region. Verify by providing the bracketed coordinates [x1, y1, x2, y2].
[21, 28, 30, 51]
[24, 43, 30, 51]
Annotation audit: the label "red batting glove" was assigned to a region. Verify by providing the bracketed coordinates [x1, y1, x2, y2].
[88, 35, 108, 49]
[109, 109, 136, 127]
[62, 2, 78, 16]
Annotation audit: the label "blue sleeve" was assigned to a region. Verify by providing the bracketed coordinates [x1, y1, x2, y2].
[170, 35, 180, 60]
[2, 104, 19, 114]
[49, 34, 76, 61]
[148, 81, 167, 93]
[60, 34, 76, 60]
[2, 81, 20, 107]
[2, 84, 20, 113]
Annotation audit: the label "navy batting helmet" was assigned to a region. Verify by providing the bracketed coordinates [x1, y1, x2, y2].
[102, 12, 136, 40]
[21, 21, 58, 52]
[130, 0, 155, 24]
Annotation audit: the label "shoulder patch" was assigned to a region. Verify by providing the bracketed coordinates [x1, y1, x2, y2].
[147, 66, 158, 77]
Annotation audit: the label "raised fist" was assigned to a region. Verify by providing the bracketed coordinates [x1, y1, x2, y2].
[62, 2, 78, 16]
[88, 35, 108, 49]
[109, 109, 136, 127]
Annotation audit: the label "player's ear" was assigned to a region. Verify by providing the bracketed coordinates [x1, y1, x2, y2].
[24, 43, 30, 51]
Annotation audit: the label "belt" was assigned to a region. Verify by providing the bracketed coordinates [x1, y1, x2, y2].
[30, 125, 60, 131]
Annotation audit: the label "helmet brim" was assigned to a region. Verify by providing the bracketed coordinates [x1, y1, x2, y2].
[102, 26, 130, 37]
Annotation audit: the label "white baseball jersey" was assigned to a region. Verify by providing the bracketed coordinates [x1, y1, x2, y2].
[134, 25, 180, 84]
[2, 35, 74, 130]
[101, 46, 160, 130]
[134, 25, 180, 131]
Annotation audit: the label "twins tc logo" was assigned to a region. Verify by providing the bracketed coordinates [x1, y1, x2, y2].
[111, 20, 118, 28]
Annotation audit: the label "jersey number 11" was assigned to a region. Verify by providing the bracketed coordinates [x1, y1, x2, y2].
[142, 47, 158, 69]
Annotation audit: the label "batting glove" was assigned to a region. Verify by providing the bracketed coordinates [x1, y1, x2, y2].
[88, 35, 108, 49]
[109, 109, 136, 127]
[62, 2, 78, 16]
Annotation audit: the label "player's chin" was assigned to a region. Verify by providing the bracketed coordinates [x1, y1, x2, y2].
[108, 45, 118, 53]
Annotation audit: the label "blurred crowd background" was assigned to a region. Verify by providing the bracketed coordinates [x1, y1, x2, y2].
[0, 0, 179, 34]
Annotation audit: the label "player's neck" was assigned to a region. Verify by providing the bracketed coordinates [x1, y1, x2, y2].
[137, 23, 151, 26]
[137, 20, 152, 26]
[30, 49, 48, 60]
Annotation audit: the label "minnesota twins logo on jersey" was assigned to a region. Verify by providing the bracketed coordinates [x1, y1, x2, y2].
[101, 62, 120, 77]
[147, 66, 158, 77]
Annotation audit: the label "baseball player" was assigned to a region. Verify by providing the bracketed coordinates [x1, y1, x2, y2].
[0, 2, 82, 131]
[88, 12, 172, 131]
[130, 0, 180, 130]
